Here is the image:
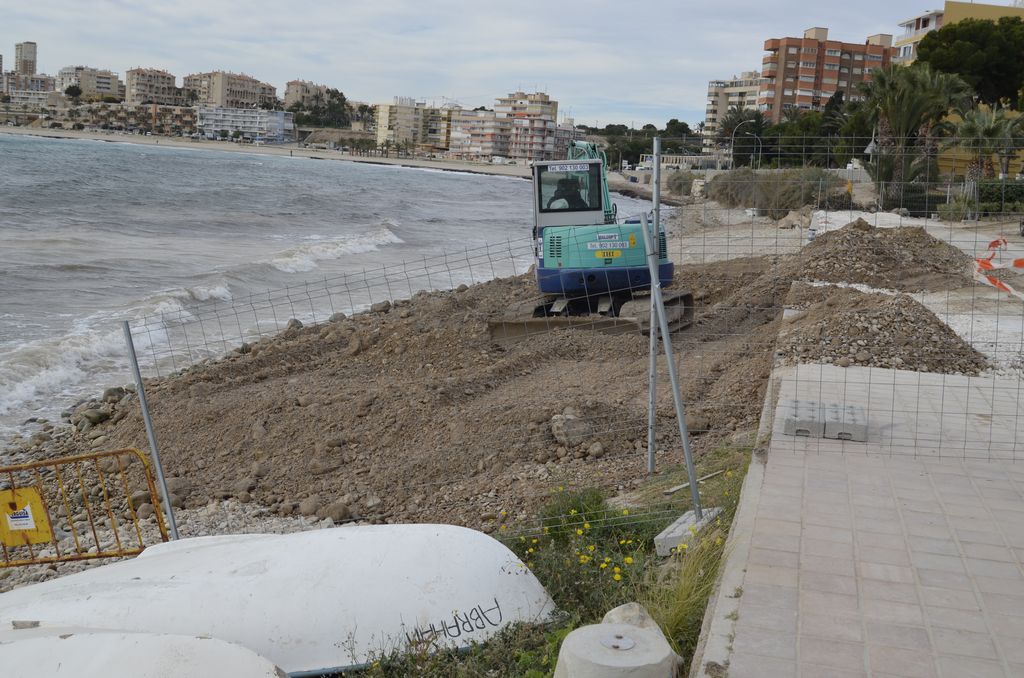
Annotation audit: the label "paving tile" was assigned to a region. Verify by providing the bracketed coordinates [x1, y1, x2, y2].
[755, 518, 802, 537]
[798, 664, 867, 678]
[858, 546, 912, 566]
[803, 537, 855, 560]
[867, 645, 937, 678]
[742, 584, 799, 611]
[930, 627, 999, 660]
[751, 532, 801, 553]
[801, 553, 857, 577]
[799, 636, 865, 671]
[916, 568, 974, 591]
[800, 610, 864, 642]
[926, 607, 989, 633]
[801, 590, 860, 617]
[726, 652, 797, 678]
[735, 603, 798, 634]
[860, 579, 919, 605]
[910, 552, 966, 574]
[731, 624, 797, 660]
[989, 612, 1024, 639]
[955, 528, 1007, 546]
[996, 635, 1024, 663]
[863, 599, 924, 625]
[857, 562, 916, 584]
[908, 536, 961, 556]
[980, 592, 1024, 618]
[935, 655, 1006, 678]
[854, 515, 903, 535]
[918, 586, 979, 611]
[857, 530, 911, 551]
[864, 621, 932, 651]
[748, 547, 799, 569]
[975, 576, 1024, 596]
[744, 563, 798, 588]
[964, 557, 1024, 580]
[799, 571, 858, 596]
[802, 524, 853, 545]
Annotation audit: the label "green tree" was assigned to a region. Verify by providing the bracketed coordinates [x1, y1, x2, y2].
[663, 118, 692, 138]
[715, 107, 768, 167]
[947, 105, 1022, 181]
[917, 17, 1024, 108]
[64, 84, 82, 103]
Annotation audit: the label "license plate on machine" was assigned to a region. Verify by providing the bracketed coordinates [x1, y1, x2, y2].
[595, 250, 621, 258]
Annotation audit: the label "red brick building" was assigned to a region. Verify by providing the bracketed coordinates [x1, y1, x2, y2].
[758, 27, 896, 123]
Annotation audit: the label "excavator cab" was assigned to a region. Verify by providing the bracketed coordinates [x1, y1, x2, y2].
[487, 147, 693, 342]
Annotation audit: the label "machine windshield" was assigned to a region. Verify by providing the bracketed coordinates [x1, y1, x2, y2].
[537, 163, 603, 214]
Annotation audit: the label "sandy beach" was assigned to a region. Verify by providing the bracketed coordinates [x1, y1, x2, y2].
[0, 126, 533, 179]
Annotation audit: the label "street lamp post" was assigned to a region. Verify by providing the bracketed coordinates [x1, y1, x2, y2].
[730, 118, 755, 169]
[744, 131, 763, 170]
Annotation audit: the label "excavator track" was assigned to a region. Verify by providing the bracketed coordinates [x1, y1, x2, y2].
[487, 290, 694, 342]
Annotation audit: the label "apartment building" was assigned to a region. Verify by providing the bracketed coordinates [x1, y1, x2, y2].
[703, 71, 762, 150]
[374, 97, 456, 151]
[284, 80, 328, 108]
[56, 66, 125, 101]
[2, 72, 54, 95]
[447, 109, 513, 160]
[553, 118, 587, 158]
[758, 27, 895, 123]
[197, 107, 295, 142]
[6, 90, 62, 109]
[495, 91, 558, 161]
[14, 42, 37, 75]
[125, 68, 184, 106]
[184, 71, 277, 109]
[895, 1, 1024, 64]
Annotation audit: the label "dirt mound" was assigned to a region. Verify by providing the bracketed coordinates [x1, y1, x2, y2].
[777, 285, 988, 375]
[799, 219, 973, 291]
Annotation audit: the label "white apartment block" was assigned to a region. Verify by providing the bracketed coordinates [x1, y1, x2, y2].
[284, 80, 328, 109]
[494, 91, 558, 161]
[447, 109, 512, 160]
[125, 68, 184, 106]
[6, 90, 62, 110]
[14, 42, 37, 75]
[197, 107, 295, 142]
[56, 66, 125, 101]
[703, 71, 762, 150]
[185, 71, 277, 109]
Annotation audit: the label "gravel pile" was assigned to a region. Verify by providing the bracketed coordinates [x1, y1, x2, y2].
[777, 285, 989, 375]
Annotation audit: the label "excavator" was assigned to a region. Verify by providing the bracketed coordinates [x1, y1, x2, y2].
[488, 140, 693, 340]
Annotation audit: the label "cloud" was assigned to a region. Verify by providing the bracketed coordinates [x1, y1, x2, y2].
[5, 0, 908, 126]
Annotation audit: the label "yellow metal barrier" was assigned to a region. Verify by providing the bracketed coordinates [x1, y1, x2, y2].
[0, 448, 170, 568]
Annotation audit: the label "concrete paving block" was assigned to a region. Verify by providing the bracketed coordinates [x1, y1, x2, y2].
[655, 507, 723, 557]
[782, 399, 824, 438]
[823, 402, 867, 442]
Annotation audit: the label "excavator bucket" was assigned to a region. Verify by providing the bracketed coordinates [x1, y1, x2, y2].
[487, 290, 694, 342]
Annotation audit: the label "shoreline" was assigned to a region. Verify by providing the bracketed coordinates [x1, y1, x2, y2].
[0, 126, 534, 179]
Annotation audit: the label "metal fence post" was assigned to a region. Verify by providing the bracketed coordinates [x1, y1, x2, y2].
[122, 320, 179, 540]
[647, 137, 662, 474]
[639, 213, 703, 519]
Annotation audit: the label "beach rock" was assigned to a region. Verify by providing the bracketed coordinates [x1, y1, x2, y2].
[321, 501, 351, 522]
[298, 496, 321, 517]
[329, 312, 347, 323]
[550, 414, 591, 447]
[370, 300, 392, 314]
[136, 503, 155, 520]
[587, 442, 605, 459]
[80, 409, 109, 425]
[102, 387, 126, 403]
[130, 490, 151, 509]
[286, 318, 303, 330]
[233, 477, 256, 494]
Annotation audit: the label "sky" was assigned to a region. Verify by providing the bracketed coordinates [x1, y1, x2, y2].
[3, 0, 932, 127]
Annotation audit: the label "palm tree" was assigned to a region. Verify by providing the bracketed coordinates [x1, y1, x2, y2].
[947, 106, 1018, 182]
[859, 63, 971, 205]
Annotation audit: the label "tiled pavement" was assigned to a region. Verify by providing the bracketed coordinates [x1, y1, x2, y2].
[696, 365, 1024, 678]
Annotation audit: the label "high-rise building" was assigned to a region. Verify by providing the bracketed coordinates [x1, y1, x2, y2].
[758, 27, 895, 123]
[703, 72, 762, 151]
[447, 109, 513, 160]
[183, 71, 277, 109]
[374, 97, 457, 151]
[895, 1, 1024, 64]
[197, 107, 295, 142]
[14, 42, 37, 75]
[495, 91, 558, 161]
[125, 68, 184, 106]
[56, 66, 125, 101]
[284, 80, 329, 109]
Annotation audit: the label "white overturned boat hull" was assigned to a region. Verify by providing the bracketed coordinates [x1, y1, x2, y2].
[0, 525, 556, 675]
[0, 627, 286, 678]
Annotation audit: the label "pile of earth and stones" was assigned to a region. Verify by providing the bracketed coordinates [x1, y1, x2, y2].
[1, 219, 983, 589]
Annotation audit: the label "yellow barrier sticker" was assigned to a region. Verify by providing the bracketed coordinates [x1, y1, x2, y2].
[0, 488, 52, 547]
[629, 233, 636, 248]
[596, 250, 622, 259]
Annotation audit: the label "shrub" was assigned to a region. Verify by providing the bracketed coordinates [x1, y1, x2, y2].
[667, 170, 697, 196]
[978, 180, 1024, 206]
[707, 168, 837, 219]
[938, 197, 972, 221]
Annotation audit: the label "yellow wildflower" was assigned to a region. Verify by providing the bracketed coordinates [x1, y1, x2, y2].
[587, 545, 596, 552]
[499, 524, 507, 531]
[569, 509, 577, 515]
[613, 573, 622, 581]
[576, 529, 584, 536]
[622, 509, 630, 516]
[600, 563, 608, 569]
[715, 537, 723, 546]
[531, 538, 538, 544]
[624, 556, 634, 565]
[613, 566, 621, 574]
[583, 522, 591, 530]
[680, 543, 689, 550]
[604, 557, 611, 563]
